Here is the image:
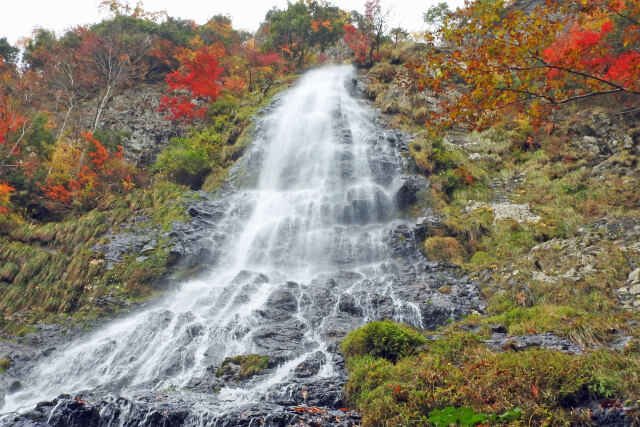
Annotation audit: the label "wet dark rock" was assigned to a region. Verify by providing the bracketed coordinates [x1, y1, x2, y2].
[6, 391, 361, 427]
[272, 377, 346, 408]
[294, 352, 327, 378]
[337, 294, 364, 317]
[414, 215, 442, 243]
[395, 175, 429, 210]
[490, 324, 508, 333]
[94, 196, 229, 273]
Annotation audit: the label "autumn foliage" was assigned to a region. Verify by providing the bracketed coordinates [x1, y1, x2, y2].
[410, 0, 640, 132]
[344, 0, 386, 66]
[344, 24, 369, 65]
[158, 45, 225, 121]
[42, 131, 135, 211]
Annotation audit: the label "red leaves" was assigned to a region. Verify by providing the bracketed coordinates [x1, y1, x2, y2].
[344, 24, 368, 65]
[159, 95, 203, 121]
[607, 52, 640, 88]
[543, 16, 639, 89]
[257, 53, 281, 67]
[0, 92, 26, 146]
[44, 184, 73, 205]
[158, 45, 224, 122]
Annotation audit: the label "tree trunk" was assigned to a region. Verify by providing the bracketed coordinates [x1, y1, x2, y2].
[92, 85, 113, 132]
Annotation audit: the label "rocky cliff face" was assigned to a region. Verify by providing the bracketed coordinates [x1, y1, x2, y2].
[93, 84, 184, 167]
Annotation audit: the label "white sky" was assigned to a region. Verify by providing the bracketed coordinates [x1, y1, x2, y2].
[1, 0, 464, 45]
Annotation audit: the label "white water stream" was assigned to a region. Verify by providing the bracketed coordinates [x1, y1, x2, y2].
[3, 65, 422, 419]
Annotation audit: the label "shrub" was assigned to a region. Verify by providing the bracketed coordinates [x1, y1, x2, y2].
[344, 334, 640, 426]
[153, 142, 211, 189]
[424, 236, 465, 264]
[341, 320, 428, 363]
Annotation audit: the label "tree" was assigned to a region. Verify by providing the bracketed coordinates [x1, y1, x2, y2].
[262, 1, 345, 67]
[0, 181, 14, 214]
[408, 0, 640, 132]
[36, 27, 94, 139]
[99, 0, 167, 22]
[0, 38, 19, 66]
[0, 60, 28, 178]
[344, 23, 369, 65]
[423, 2, 451, 29]
[389, 27, 409, 48]
[364, 0, 387, 61]
[79, 20, 151, 131]
[345, 0, 388, 65]
[22, 29, 57, 70]
[158, 44, 225, 121]
[239, 40, 284, 91]
[42, 131, 134, 211]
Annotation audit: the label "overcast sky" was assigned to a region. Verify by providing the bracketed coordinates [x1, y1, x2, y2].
[1, 0, 464, 45]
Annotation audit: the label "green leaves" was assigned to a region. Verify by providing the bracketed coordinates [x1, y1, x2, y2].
[428, 406, 522, 426]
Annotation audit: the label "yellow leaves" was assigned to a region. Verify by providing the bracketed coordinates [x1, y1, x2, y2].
[47, 140, 81, 185]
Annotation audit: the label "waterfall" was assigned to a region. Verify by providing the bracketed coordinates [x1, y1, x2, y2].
[2, 65, 482, 425]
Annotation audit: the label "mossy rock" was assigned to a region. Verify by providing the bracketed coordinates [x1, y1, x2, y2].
[0, 358, 10, 373]
[216, 354, 269, 381]
[341, 320, 428, 363]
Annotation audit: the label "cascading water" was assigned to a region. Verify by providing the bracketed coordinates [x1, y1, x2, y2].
[2, 65, 482, 426]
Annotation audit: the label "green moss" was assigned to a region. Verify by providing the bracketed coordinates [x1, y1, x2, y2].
[0, 358, 10, 373]
[216, 354, 270, 380]
[341, 320, 428, 363]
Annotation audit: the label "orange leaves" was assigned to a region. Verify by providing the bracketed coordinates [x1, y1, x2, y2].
[294, 406, 326, 414]
[43, 184, 72, 205]
[0, 182, 15, 213]
[410, 0, 640, 133]
[82, 132, 109, 167]
[42, 131, 135, 209]
[222, 76, 248, 96]
[0, 182, 14, 200]
[311, 19, 333, 32]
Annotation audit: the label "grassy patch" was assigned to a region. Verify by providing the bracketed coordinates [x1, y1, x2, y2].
[343, 327, 640, 426]
[0, 178, 196, 332]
